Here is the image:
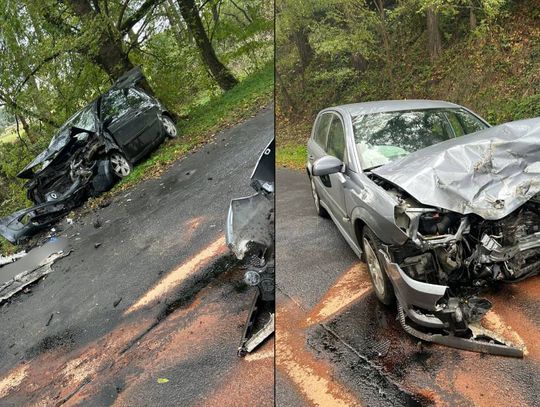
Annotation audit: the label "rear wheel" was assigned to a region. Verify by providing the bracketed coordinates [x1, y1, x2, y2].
[109, 152, 132, 178]
[310, 176, 329, 218]
[161, 115, 178, 138]
[362, 228, 395, 306]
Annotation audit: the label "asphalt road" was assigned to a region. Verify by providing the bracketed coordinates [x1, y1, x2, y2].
[276, 167, 540, 407]
[0, 105, 274, 406]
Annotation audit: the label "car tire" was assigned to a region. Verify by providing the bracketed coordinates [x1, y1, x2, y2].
[309, 175, 329, 218]
[109, 152, 133, 179]
[161, 115, 178, 138]
[362, 228, 395, 306]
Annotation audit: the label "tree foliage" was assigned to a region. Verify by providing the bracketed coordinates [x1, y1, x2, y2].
[276, 0, 514, 118]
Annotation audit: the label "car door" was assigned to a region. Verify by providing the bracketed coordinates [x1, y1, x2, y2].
[323, 114, 350, 229]
[101, 89, 160, 161]
[308, 112, 332, 200]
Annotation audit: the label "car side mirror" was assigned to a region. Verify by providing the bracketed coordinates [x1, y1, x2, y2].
[312, 155, 344, 176]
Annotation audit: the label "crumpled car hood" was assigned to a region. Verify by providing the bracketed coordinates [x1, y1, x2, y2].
[17, 128, 71, 179]
[371, 118, 540, 220]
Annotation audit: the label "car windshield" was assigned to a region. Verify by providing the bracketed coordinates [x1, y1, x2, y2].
[351, 108, 488, 170]
[47, 105, 97, 149]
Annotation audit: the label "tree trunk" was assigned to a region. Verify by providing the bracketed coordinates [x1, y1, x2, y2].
[374, 0, 391, 63]
[164, 0, 185, 45]
[177, 0, 238, 91]
[276, 69, 296, 114]
[426, 6, 442, 61]
[469, 1, 477, 31]
[291, 28, 313, 71]
[65, 0, 155, 95]
[350, 53, 368, 72]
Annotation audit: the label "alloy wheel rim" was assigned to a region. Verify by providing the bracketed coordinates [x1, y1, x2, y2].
[110, 154, 131, 177]
[363, 237, 385, 295]
[163, 117, 177, 137]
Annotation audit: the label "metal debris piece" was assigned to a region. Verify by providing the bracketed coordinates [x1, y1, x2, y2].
[0, 251, 27, 267]
[0, 238, 71, 303]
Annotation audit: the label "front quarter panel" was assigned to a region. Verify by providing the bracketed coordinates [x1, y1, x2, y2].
[346, 171, 408, 246]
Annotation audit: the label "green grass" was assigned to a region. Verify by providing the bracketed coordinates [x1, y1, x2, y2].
[0, 127, 19, 144]
[276, 144, 307, 170]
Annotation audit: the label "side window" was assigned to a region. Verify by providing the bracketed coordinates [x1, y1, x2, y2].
[313, 113, 332, 149]
[445, 111, 465, 137]
[326, 115, 346, 162]
[101, 89, 145, 122]
[455, 109, 487, 134]
[101, 90, 130, 122]
[125, 89, 146, 110]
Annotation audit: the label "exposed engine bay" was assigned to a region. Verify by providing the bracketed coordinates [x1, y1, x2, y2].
[0, 127, 116, 244]
[381, 178, 540, 356]
[26, 131, 112, 205]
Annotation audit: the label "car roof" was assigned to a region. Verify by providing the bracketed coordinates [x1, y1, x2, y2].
[327, 99, 463, 116]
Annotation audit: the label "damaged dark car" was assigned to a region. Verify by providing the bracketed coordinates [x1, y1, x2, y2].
[307, 100, 540, 357]
[0, 68, 177, 244]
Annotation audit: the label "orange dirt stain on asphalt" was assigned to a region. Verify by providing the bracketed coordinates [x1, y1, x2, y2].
[507, 275, 540, 302]
[197, 339, 275, 407]
[0, 315, 157, 406]
[306, 263, 372, 326]
[485, 302, 540, 361]
[0, 364, 28, 398]
[451, 357, 528, 407]
[186, 216, 205, 231]
[277, 299, 362, 407]
[125, 236, 227, 314]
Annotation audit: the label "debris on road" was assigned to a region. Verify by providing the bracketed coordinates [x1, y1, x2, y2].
[0, 237, 71, 304]
[0, 251, 27, 267]
[113, 297, 123, 307]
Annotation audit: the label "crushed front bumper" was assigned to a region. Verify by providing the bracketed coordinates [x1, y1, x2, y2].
[378, 247, 524, 357]
[0, 180, 86, 244]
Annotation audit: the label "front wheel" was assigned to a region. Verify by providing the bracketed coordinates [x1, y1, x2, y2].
[362, 228, 395, 306]
[161, 115, 178, 138]
[109, 152, 133, 179]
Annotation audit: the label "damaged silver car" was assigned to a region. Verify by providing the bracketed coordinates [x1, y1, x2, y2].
[307, 100, 540, 357]
[227, 138, 274, 356]
[0, 68, 176, 244]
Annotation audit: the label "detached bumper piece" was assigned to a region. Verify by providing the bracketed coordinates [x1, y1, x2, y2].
[238, 289, 275, 357]
[398, 305, 523, 358]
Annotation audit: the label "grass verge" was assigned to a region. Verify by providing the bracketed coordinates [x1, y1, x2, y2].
[276, 144, 306, 170]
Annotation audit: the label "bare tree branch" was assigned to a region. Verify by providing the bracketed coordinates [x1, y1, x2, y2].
[229, 0, 252, 23]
